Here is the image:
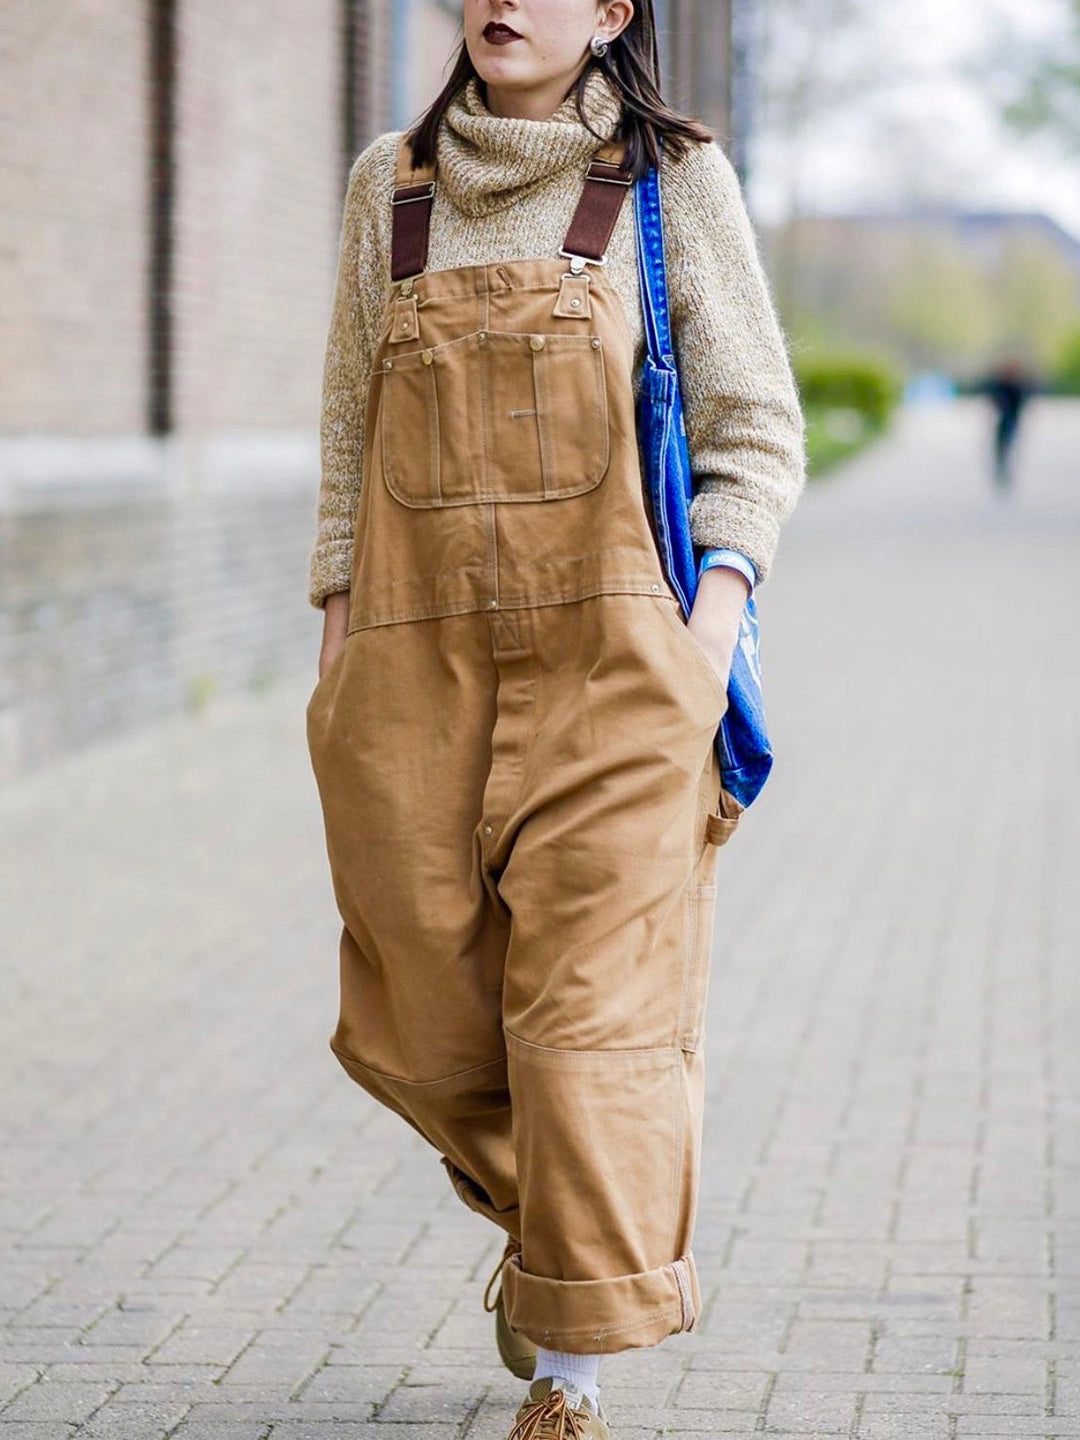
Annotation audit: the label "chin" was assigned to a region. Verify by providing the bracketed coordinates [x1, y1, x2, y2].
[471, 55, 532, 87]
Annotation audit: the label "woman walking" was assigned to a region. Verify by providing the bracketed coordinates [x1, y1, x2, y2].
[305, 3, 805, 1434]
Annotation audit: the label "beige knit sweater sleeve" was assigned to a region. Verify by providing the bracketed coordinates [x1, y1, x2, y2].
[660, 139, 806, 582]
[311, 144, 390, 610]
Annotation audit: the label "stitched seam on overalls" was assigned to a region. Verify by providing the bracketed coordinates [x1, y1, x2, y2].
[669, 1042, 681, 1254]
[385, 481, 605, 505]
[534, 337, 552, 496]
[481, 626, 543, 856]
[529, 1300, 684, 1341]
[503, 1028, 679, 1061]
[329, 1040, 506, 1089]
[345, 582, 674, 632]
[679, 882, 716, 1051]
[670, 891, 693, 1233]
[403, 277, 620, 303]
[480, 289, 492, 494]
[591, 344, 610, 480]
[429, 350, 442, 503]
[349, 574, 660, 595]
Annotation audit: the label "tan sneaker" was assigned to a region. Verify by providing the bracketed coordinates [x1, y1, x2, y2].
[483, 1235, 537, 1381]
[506, 1375, 610, 1439]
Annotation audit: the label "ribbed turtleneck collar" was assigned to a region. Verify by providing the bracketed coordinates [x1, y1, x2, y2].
[435, 65, 624, 218]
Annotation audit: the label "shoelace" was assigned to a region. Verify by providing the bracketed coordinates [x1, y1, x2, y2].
[507, 1384, 591, 1440]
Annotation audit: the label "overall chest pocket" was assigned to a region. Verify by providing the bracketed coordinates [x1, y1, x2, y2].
[379, 328, 610, 508]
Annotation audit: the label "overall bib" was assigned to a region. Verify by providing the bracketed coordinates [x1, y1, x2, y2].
[306, 135, 734, 1354]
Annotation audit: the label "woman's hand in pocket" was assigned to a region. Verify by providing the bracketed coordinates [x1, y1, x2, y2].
[317, 591, 351, 679]
[687, 566, 749, 693]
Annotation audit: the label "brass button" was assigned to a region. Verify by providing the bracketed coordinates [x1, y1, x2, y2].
[591, 337, 601, 349]
[421, 350, 433, 366]
[529, 334, 545, 351]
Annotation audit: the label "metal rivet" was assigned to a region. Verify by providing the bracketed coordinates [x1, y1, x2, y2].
[591, 337, 601, 349]
[569, 297, 582, 309]
[384, 359, 393, 369]
[483, 824, 493, 835]
[400, 320, 410, 331]
[651, 583, 660, 592]
[529, 334, 545, 351]
[478, 331, 487, 342]
[421, 350, 433, 365]
[488, 598, 498, 608]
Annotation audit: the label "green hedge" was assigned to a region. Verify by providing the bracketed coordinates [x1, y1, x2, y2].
[1053, 329, 1080, 396]
[793, 351, 904, 476]
[794, 351, 904, 430]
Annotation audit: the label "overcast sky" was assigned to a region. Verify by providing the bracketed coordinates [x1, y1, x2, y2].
[746, 0, 1080, 239]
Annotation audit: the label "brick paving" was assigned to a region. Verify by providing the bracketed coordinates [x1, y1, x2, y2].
[1, 397, 1077, 1437]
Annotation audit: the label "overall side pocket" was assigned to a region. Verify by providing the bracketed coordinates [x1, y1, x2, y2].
[656, 596, 731, 718]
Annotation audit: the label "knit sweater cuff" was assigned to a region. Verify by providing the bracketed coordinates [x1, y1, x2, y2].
[688, 488, 783, 587]
[309, 540, 354, 610]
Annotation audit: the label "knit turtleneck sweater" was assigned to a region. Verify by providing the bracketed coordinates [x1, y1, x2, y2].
[310, 66, 805, 610]
[435, 69, 623, 216]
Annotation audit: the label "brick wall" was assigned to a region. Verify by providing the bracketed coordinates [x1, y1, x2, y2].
[0, 1, 346, 780]
[0, 3, 149, 434]
[171, 0, 340, 433]
[0, 1, 727, 781]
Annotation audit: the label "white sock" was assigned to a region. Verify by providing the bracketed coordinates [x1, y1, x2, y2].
[533, 1346, 601, 1408]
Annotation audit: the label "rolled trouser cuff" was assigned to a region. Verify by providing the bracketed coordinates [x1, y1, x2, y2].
[500, 1249, 700, 1354]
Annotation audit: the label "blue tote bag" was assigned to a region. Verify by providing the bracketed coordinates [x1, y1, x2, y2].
[634, 158, 773, 810]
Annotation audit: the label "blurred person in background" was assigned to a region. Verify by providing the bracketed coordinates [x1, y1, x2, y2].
[976, 356, 1036, 491]
[304, 3, 805, 1435]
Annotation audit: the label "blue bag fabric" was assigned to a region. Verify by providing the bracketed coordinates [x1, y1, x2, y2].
[634, 159, 773, 809]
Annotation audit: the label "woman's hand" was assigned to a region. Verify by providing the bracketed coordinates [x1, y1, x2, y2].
[687, 566, 750, 693]
[318, 591, 351, 679]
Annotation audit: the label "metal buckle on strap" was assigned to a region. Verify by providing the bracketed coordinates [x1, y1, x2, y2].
[586, 171, 633, 186]
[558, 248, 608, 273]
[391, 181, 436, 204]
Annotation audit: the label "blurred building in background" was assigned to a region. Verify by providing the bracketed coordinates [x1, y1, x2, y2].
[0, 1, 734, 780]
[765, 209, 1080, 378]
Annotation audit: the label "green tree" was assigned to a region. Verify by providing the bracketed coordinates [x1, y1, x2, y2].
[1003, 0, 1080, 154]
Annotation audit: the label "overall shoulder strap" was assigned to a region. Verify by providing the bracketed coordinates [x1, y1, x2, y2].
[390, 133, 437, 283]
[390, 133, 632, 283]
[560, 139, 633, 269]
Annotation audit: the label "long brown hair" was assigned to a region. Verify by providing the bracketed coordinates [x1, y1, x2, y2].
[405, 2, 714, 180]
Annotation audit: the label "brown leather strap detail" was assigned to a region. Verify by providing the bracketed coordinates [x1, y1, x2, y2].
[560, 138, 633, 263]
[391, 133, 437, 283]
[389, 134, 631, 282]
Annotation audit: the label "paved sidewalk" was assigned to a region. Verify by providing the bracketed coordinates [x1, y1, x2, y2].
[1, 398, 1077, 1438]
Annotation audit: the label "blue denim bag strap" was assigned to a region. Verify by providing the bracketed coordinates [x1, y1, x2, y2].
[633, 158, 774, 809]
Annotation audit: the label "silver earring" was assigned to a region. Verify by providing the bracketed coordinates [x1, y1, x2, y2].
[590, 34, 609, 58]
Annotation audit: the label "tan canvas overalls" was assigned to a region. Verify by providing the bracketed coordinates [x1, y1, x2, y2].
[306, 133, 742, 1355]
